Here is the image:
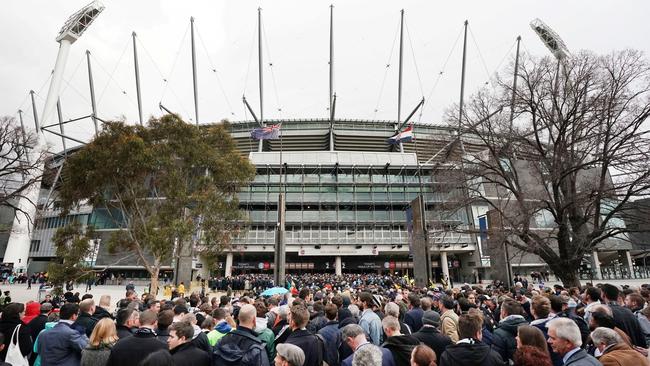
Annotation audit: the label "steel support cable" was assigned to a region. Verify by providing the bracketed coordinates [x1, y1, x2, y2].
[15, 72, 53, 124]
[195, 27, 236, 116]
[157, 24, 194, 120]
[468, 25, 493, 87]
[90, 53, 140, 120]
[136, 35, 192, 120]
[261, 19, 284, 116]
[421, 25, 463, 117]
[373, 18, 401, 118]
[404, 22, 426, 99]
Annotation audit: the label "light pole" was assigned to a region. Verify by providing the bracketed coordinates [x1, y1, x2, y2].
[4, 1, 104, 273]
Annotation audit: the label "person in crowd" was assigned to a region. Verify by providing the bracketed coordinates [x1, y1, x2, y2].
[22, 301, 41, 324]
[439, 312, 504, 366]
[0, 302, 33, 362]
[207, 307, 232, 346]
[167, 321, 210, 366]
[341, 324, 396, 366]
[358, 292, 383, 346]
[352, 343, 383, 366]
[583, 287, 602, 324]
[213, 303, 270, 366]
[590, 306, 633, 348]
[139, 349, 174, 366]
[73, 299, 98, 337]
[27, 303, 52, 342]
[382, 315, 422, 366]
[623, 292, 650, 344]
[318, 303, 342, 366]
[38, 303, 89, 366]
[404, 293, 424, 333]
[513, 325, 551, 366]
[591, 327, 649, 366]
[93, 295, 113, 320]
[439, 296, 459, 343]
[273, 305, 290, 336]
[386, 302, 412, 335]
[156, 310, 174, 344]
[275, 343, 306, 366]
[115, 308, 138, 339]
[410, 344, 437, 366]
[547, 317, 600, 366]
[285, 304, 324, 366]
[254, 301, 276, 361]
[491, 299, 528, 363]
[106, 310, 167, 366]
[308, 301, 328, 333]
[80, 318, 118, 366]
[180, 313, 211, 353]
[601, 284, 647, 348]
[412, 310, 453, 362]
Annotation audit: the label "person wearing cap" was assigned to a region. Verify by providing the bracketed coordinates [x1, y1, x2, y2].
[28, 302, 53, 342]
[357, 292, 383, 345]
[412, 310, 452, 361]
[275, 343, 305, 366]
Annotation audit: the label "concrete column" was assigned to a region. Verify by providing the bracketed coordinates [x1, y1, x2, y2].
[591, 251, 602, 280]
[619, 250, 634, 279]
[225, 253, 234, 277]
[335, 256, 342, 276]
[440, 251, 450, 282]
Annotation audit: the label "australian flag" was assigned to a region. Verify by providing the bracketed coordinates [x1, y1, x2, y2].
[251, 124, 281, 140]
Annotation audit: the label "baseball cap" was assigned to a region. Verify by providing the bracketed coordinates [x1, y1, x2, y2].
[422, 310, 441, 327]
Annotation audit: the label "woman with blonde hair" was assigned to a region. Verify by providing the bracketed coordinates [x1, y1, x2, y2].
[81, 318, 119, 366]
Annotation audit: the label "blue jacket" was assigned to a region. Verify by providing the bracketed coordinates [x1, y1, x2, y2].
[564, 348, 601, 366]
[318, 321, 342, 366]
[341, 342, 396, 366]
[404, 307, 424, 333]
[359, 309, 383, 345]
[37, 322, 89, 366]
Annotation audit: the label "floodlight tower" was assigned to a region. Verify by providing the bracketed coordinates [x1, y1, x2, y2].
[3, 1, 104, 272]
[530, 18, 570, 61]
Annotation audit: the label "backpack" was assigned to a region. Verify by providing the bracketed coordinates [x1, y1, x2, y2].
[315, 333, 330, 366]
[213, 329, 269, 366]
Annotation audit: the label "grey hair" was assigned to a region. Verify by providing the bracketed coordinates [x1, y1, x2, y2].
[277, 305, 288, 320]
[348, 304, 360, 318]
[381, 315, 400, 332]
[547, 317, 582, 347]
[352, 343, 383, 366]
[590, 327, 622, 347]
[591, 304, 612, 317]
[341, 324, 366, 340]
[384, 302, 400, 318]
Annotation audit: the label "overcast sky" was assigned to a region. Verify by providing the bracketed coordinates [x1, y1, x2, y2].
[2, 0, 649, 152]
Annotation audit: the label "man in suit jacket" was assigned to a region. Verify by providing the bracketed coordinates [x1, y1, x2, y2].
[547, 318, 600, 366]
[37, 303, 89, 366]
[601, 284, 648, 348]
[404, 293, 424, 333]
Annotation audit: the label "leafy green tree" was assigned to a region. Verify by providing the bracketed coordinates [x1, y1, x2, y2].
[57, 114, 255, 294]
[47, 221, 97, 292]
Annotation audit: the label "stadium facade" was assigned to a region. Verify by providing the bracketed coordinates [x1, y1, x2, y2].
[0, 118, 644, 283]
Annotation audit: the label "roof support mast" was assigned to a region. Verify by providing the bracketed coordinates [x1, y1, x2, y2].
[258, 7, 264, 152]
[132, 31, 143, 125]
[329, 4, 335, 151]
[86, 50, 99, 135]
[458, 20, 468, 155]
[190, 17, 199, 125]
[397, 9, 405, 153]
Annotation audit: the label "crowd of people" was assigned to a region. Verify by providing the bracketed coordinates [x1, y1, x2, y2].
[0, 274, 648, 366]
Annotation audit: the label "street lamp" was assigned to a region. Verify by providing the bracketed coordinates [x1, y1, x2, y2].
[3, 1, 104, 273]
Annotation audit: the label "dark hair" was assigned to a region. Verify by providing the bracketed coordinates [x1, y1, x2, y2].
[325, 303, 338, 321]
[331, 295, 343, 308]
[1, 303, 24, 321]
[173, 305, 188, 316]
[514, 345, 552, 366]
[458, 297, 476, 312]
[290, 305, 310, 328]
[591, 311, 616, 329]
[531, 296, 551, 319]
[267, 297, 279, 307]
[157, 310, 174, 330]
[254, 301, 268, 318]
[585, 287, 601, 302]
[59, 303, 80, 320]
[411, 344, 436, 366]
[501, 299, 522, 316]
[600, 284, 619, 302]
[626, 293, 645, 309]
[81, 294, 93, 300]
[358, 292, 374, 309]
[408, 293, 421, 308]
[549, 295, 563, 314]
[170, 321, 194, 340]
[458, 312, 483, 339]
[220, 295, 230, 306]
[212, 308, 226, 320]
[440, 296, 454, 310]
[139, 349, 175, 366]
[116, 308, 134, 326]
[0, 332, 5, 345]
[517, 325, 549, 355]
[298, 287, 310, 300]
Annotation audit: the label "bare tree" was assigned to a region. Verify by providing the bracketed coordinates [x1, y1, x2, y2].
[0, 116, 47, 224]
[450, 50, 650, 287]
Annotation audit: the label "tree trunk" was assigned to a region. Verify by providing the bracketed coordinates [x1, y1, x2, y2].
[550, 262, 581, 288]
[149, 266, 160, 296]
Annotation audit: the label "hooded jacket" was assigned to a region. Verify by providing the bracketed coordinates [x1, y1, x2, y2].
[207, 320, 232, 346]
[382, 334, 421, 366]
[440, 341, 505, 366]
[23, 302, 41, 324]
[255, 317, 276, 361]
[491, 315, 528, 362]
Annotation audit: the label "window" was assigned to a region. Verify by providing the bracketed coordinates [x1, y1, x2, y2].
[30, 240, 40, 252]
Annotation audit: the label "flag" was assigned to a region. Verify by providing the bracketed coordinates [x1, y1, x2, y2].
[387, 125, 414, 144]
[251, 124, 281, 140]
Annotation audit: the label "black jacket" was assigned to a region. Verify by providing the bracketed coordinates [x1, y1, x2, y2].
[93, 306, 113, 320]
[440, 341, 506, 366]
[156, 327, 170, 344]
[491, 315, 528, 362]
[216, 326, 270, 366]
[0, 318, 32, 361]
[72, 312, 98, 337]
[608, 302, 648, 348]
[382, 334, 421, 366]
[338, 315, 357, 361]
[286, 329, 324, 366]
[412, 326, 453, 361]
[106, 328, 167, 366]
[171, 342, 210, 366]
[116, 325, 134, 339]
[191, 331, 212, 354]
[27, 314, 48, 341]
